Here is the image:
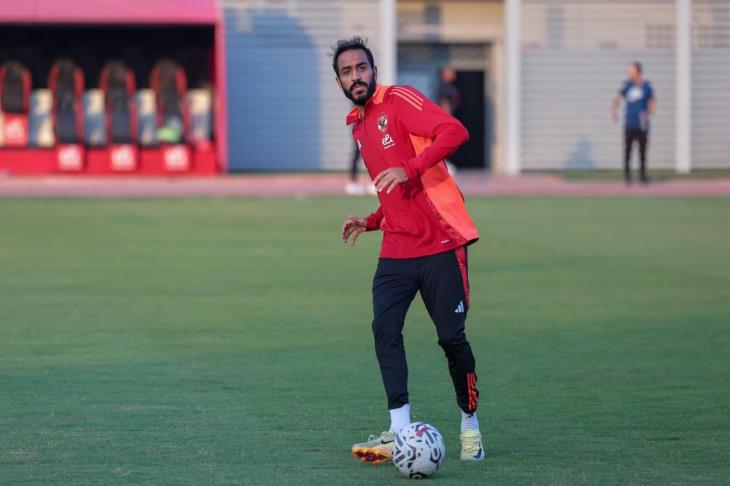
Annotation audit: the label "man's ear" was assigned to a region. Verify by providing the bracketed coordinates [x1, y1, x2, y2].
[336, 76, 343, 90]
[373, 65, 378, 81]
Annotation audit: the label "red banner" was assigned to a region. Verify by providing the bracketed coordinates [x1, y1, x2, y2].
[2, 115, 29, 147]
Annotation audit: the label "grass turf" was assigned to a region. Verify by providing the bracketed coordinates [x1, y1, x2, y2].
[0, 197, 728, 485]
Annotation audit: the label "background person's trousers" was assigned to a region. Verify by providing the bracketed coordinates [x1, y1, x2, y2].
[372, 247, 479, 414]
[624, 128, 649, 181]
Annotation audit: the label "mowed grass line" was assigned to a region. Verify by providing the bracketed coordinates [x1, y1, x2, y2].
[0, 197, 728, 485]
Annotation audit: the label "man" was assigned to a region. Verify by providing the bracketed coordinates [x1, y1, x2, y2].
[333, 37, 485, 464]
[345, 140, 376, 196]
[436, 66, 462, 176]
[612, 62, 656, 184]
[437, 66, 461, 115]
[345, 140, 365, 195]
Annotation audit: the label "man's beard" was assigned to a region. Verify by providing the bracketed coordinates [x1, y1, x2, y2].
[343, 77, 377, 106]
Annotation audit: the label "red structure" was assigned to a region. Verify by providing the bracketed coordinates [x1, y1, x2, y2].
[91, 61, 139, 173]
[0, 61, 31, 148]
[0, 0, 227, 176]
[49, 58, 85, 172]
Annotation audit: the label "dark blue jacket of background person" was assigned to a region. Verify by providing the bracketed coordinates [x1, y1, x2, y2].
[620, 80, 654, 131]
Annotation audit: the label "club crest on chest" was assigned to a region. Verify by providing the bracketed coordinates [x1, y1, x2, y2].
[376, 113, 396, 149]
[377, 114, 389, 133]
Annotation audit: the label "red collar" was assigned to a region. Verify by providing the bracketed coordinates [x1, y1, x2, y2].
[346, 84, 389, 125]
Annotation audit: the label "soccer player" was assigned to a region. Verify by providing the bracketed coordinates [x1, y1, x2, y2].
[333, 37, 485, 463]
[612, 62, 656, 184]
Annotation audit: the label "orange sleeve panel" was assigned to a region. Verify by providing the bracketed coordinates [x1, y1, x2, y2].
[409, 133, 479, 245]
[388, 86, 470, 180]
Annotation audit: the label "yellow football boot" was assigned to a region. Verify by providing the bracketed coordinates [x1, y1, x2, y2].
[352, 431, 395, 464]
[460, 429, 486, 461]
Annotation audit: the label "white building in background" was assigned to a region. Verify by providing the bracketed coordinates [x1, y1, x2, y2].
[221, 0, 730, 173]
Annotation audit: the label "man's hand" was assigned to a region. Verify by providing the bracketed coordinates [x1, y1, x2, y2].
[611, 93, 622, 123]
[373, 167, 408, 194]
[341, 215, 368, 246]
[639, 112, 649, 128]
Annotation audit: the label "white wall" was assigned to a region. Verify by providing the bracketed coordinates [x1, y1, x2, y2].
[222, 0, 380, 170]
[397, 0, 507, 171]
[692, 0, 730, 169]
[521, 0, 677, 170]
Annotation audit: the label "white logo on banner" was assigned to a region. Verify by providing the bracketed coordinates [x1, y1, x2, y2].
[164, 146, 190, 171]
[111, 145, 135, 171]
[58, 145, 82, 170]
[6, 118, 24, 139]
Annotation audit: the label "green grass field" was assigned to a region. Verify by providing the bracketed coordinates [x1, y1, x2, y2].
[1, 197, 729, 485]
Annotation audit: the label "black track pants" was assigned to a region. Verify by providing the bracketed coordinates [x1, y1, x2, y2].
[371, 247, 479, 414]
[624, 128, 649, 181]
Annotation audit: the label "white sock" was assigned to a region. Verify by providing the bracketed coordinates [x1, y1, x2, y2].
[461, 410, 479, 432]
[389, 404, 411, 434]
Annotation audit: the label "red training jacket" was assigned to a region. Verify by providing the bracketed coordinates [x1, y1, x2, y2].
[347, 84, 479, 259]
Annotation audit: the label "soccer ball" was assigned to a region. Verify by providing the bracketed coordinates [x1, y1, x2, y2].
[393, 422, 446, 479]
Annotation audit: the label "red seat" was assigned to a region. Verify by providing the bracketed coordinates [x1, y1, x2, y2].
[0, 61, 32, 147]
[100, 61, 137, 145]
[48, 58, 84, 144]
[150, 59, 189, 145]
[48, 59, 85, 171]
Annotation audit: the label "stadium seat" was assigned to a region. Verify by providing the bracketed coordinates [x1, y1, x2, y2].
[49, 59, 84, 144]
[150, 59, 188, 144]
[0, 61, 29, 114]
[95, 61, 139, 171]
[49, 59, 85, 171]
[100, 61, 136, 144]
[0, 60, 31, 147]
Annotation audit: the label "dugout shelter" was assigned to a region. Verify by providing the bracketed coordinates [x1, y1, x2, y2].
[0, 0, 227, 176]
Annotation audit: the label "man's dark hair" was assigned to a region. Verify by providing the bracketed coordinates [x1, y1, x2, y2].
[633, 62, 642, 74]
[331, 37, 375, 75]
